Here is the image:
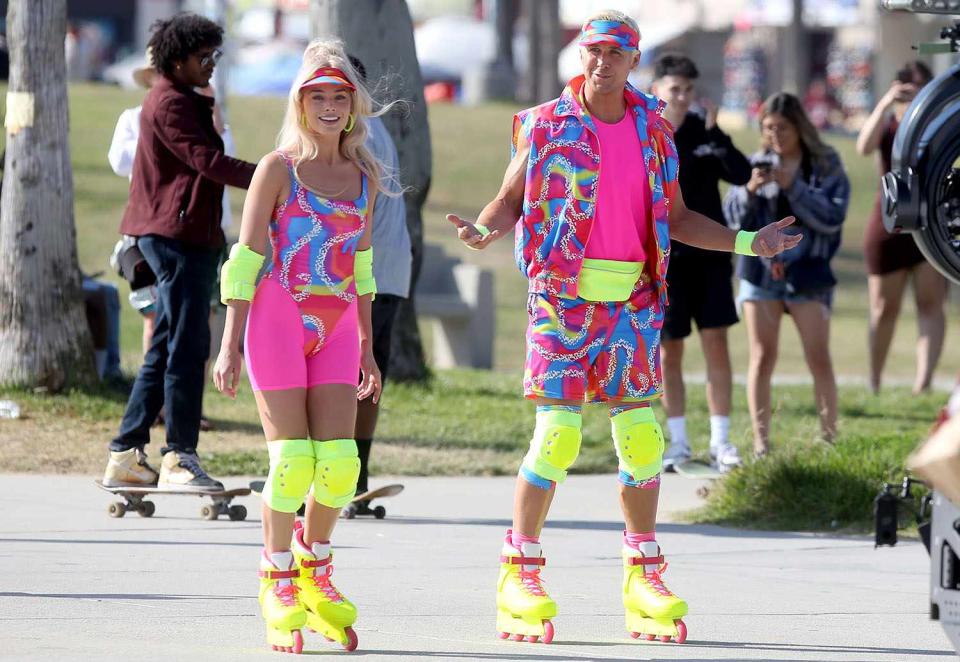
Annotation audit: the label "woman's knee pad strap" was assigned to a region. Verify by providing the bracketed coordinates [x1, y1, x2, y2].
[611, 407, 664, 482]
[313, 439, 361, 508]
[521, 409, 583, 484]
[262, 439, 315, 513]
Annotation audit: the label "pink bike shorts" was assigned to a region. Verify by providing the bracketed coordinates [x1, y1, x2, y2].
[244, 278, 360, 392]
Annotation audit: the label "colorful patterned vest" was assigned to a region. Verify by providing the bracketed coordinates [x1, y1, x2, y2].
[511, 75, 679, 304]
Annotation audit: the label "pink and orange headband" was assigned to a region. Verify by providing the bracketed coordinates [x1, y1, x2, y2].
[300, 67, 356, 91]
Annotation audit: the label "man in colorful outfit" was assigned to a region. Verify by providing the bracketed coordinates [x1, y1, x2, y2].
[448, 10, 800, 645]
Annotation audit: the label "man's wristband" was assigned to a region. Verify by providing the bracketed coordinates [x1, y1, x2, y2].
[735, 230, 758, 256]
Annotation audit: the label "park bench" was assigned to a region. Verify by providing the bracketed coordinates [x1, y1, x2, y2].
[415, 242, 494, 370]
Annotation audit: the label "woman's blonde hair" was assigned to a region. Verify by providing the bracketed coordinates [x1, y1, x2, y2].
[277, 38, 395, 196]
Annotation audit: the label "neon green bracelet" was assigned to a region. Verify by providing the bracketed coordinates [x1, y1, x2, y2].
[735, 230, 758, 256]
[220, 243, 264, 304]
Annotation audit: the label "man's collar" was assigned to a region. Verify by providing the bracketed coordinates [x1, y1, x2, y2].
[556, 75, 665, 120]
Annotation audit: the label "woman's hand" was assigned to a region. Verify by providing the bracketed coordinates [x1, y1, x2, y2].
[358, 348, 382, 404]
[746, 167, 774, 195]
[213, 346, 243, 399]
[446, 214, 501, 250]
[752, 216, 803, 258]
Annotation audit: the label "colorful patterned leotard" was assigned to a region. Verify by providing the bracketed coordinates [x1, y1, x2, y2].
[244, 151, 369, 392]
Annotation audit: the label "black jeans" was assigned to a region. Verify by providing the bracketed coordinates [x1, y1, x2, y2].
[111, 235, 219, 455]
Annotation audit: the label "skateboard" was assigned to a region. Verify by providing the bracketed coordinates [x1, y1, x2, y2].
[341, 484, 404, 520]
[248, 481, 404, 519]
[674, 459, 722, 480]
[95, 480, 251, 521]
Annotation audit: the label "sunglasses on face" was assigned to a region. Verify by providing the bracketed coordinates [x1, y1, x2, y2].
[199, 48, 223, 68]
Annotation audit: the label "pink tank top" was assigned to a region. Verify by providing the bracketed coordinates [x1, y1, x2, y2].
[584, 111, 650, 262]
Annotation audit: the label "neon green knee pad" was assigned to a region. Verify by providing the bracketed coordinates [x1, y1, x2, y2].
[262, 439, 315, 513]
[611, 407, 664, 481]
[313, 439, 361, 508]
[521, 409, 583, 484]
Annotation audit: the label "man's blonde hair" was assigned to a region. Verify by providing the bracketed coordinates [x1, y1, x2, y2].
[583, 9, 641, 41]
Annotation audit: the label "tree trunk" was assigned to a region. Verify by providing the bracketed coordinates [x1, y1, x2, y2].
[525, 0, 561, 103]
[310, 0, 432, 381]
[0, 0, 95, 391]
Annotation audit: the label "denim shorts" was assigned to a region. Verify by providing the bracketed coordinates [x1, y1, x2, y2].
[736, 279, 834, 312]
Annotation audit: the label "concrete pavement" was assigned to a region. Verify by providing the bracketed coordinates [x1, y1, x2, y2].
[0, 473, 953, 661]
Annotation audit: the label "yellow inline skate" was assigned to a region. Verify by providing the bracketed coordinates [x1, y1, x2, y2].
[258, 551, 307, 654]
[495, 535, 556, 644]
[623, 543, 688, 644]
[292, 523, 359, 651]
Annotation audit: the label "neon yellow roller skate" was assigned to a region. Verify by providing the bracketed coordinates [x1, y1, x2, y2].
[623, 542, 688, 644]
[292, 524, 359, 652]
[495, 533, 556, 644]
[258, 551, 307, 654]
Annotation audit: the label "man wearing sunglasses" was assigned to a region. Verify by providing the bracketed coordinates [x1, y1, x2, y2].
[103, 13, 256, 493]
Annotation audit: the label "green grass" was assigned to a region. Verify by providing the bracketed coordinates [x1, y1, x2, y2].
[0, 84, 949, 532]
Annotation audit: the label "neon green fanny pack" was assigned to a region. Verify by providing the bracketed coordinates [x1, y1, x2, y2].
[577, 258, 643, 302]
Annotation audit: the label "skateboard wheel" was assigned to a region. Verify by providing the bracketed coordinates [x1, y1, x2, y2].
[373, 505, 386, 519]
[108, 502, 126, 518]
[138, 501, 156, 518]
[228, 504, 247, 521]
[200, 504, 218, 521]
[343, 505, 357, 520]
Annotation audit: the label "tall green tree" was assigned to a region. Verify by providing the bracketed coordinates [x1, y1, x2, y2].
[0, 0, 95, 390]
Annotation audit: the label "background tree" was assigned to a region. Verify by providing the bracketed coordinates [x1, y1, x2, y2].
[310, 0, 432, 381]
[0, 0, 95, 391]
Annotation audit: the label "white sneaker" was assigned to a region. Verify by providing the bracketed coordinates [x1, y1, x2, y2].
[711, 443, 743, 473]
[662, 442, 692, 473]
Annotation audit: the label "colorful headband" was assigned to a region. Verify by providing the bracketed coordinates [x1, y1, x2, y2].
[300, 67, 356, 91]
[578, 19, 640, 52]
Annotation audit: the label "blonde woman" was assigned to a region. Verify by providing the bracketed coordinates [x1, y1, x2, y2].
[213, 38, 390, 654]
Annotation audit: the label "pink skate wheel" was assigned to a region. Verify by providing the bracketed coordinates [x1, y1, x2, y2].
[629, 631, 640, 639]
[674, 619, 688, 644]
[343, 626, 358, 652]
[525, 635, 538, 643]
[659, 635, 671, 643]
[292, 630, 304, 654]
[497, 631, 509, 640]
[644, 634, 656, 641]
[272, 645, 279, 651]
[511, 633, 523, 641]
[541, 620, 554, 644]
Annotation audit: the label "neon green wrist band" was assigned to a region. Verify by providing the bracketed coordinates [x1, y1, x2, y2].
[735, 230, 758, 256]
[354, 247, 377, 297]
[220, 243, 264, 304]
[475, 224, 491, 237]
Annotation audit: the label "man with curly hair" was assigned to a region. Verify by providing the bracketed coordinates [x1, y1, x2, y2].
[102, 13, 256, 492]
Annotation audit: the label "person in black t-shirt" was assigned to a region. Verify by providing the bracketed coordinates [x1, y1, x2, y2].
[651, 54, 752, 473]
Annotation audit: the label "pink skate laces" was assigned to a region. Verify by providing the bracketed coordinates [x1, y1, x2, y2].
[308, 562, 344, 603]
[273, 582, 301, 607]
[627, 553, 674, 597]
[518, 567, 547, 597]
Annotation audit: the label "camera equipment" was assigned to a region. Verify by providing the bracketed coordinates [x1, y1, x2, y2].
[881, 21, 960, 284]
[874, 476, 932, 549]
[882, 0, 960, 14]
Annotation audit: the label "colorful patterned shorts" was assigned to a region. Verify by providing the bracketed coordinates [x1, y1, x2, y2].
[523, 287, 664, 403]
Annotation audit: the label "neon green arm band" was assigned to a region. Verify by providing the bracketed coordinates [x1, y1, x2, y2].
[735, 230, 758, 256]
[354, 247, 377, 297]
[220, 243, 265, 304]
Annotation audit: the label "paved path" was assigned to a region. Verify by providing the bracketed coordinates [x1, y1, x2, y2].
[0, 473, 953, 661]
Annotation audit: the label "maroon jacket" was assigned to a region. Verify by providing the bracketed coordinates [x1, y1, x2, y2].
[120, 76, 256, 248]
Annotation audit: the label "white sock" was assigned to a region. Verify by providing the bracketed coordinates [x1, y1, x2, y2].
[267, 551, 294, 586]
[710, 415, 730, 449]
[666, 416, 687, 447]
[311, 541, 331, 561]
